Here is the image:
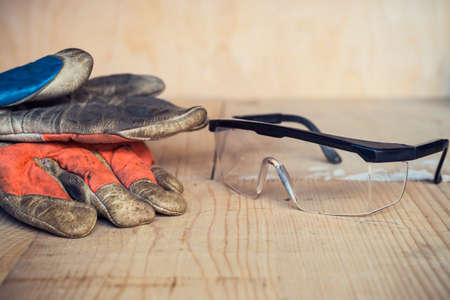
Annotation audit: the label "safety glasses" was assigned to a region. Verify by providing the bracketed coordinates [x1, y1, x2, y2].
[209, 114, 448, 216]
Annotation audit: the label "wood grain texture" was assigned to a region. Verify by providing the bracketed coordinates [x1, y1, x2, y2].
[0, 99, 448, 299]
[0, 0, 449, 101]
[0, 210, 37, 284]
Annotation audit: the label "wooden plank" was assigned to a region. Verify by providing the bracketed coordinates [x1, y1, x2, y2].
[0, 181, 447, 299]
[0, 100, 448, 299]
[0, 0, 449, 101]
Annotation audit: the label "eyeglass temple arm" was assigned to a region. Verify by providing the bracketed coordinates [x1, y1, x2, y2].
[233, 113, 342, 164]
[415, 139, 448, 184]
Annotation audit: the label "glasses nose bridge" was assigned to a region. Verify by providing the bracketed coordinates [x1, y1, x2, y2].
[256, 157, 300, 208]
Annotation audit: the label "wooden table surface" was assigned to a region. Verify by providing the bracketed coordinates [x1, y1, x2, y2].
[0, 99, 448, 300]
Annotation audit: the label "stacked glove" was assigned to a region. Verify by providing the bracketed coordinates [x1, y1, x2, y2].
[0, 49, 207, 238]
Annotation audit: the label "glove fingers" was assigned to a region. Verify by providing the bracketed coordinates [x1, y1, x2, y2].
[130, 179, 186, 216]
[0, 192, 97, 238]
[0, 143, 155, 228]
[150, 166, 184, 194]
[93, 143, 187, 215]
[81, 74, 165, 98]
[116, 104, 208, 141]
[44, 145, 156, 227]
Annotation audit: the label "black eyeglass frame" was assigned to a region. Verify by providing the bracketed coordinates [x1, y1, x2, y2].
[209, 113, 448, 184]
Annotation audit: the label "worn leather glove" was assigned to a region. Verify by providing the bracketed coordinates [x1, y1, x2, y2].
[0, 48, 208, 237]
[0, 141, 185, 238]
[0, 48, 207, 143]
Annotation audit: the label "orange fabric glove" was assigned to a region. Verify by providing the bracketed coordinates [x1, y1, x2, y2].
[0, 142, 185, 238]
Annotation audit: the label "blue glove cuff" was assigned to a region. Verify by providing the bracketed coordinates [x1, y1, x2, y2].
[0, 55, 63, 106]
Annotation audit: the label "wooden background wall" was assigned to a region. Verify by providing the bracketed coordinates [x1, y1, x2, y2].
[0, 0, 449, 101]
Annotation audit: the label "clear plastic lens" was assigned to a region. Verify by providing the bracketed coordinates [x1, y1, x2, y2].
[213, 127, 408, 216]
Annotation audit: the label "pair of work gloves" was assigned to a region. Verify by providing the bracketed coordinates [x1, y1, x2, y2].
[0, 49, 207, 238]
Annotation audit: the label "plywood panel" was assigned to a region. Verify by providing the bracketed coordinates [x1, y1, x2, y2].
[0, 0, 449, 101]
